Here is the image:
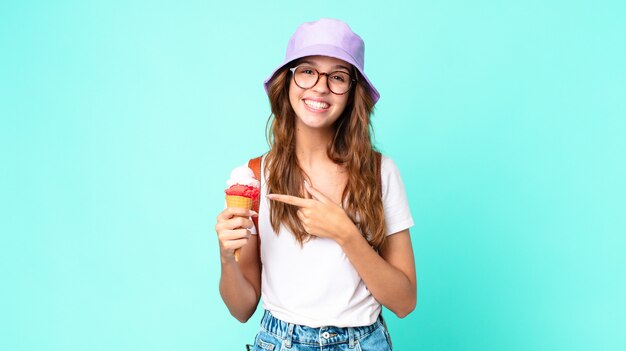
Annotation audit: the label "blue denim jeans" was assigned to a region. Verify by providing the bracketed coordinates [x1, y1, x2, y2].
[250, 310, 393, 351]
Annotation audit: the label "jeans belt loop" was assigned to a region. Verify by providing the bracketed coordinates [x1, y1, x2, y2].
[285, 322, 295, 348]
[348, 327, 356, 348]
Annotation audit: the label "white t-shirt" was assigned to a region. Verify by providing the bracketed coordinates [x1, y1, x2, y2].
[248, 155, 413, 328]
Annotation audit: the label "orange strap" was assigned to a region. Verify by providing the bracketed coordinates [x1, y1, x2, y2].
[248, 156, 263, 256]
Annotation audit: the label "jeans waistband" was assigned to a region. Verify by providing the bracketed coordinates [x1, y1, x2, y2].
[259, 310, 383, 348]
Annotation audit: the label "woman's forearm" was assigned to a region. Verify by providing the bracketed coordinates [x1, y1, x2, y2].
[219, 257, 260, 322]
[338, 229, 417, 318]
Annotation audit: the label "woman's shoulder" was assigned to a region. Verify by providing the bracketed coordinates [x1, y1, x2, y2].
[377, 153, 410, 198]
[227, 153, 268, 171]
[248, 152, 268, 164]
[379, 153, 401, 176]
[226, 153, 268, 181]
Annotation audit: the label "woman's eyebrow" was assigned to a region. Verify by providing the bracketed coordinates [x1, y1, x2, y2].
[333, 64, 351, 72]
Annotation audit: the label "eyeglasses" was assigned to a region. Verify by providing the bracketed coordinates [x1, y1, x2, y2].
[289, 65, 356, 95]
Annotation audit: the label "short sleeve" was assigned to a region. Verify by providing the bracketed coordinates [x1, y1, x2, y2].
[381, 156, 414, 236]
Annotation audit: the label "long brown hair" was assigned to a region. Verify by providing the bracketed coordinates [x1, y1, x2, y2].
[265, 62, 386, 250]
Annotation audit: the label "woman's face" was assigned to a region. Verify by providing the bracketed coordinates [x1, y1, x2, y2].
[288, 55, 352, 131]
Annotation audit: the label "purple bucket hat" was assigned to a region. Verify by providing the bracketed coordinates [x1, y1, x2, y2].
[264, 18, 380, 104]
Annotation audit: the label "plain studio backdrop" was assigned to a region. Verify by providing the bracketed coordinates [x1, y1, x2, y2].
[1, 1, 624, 350]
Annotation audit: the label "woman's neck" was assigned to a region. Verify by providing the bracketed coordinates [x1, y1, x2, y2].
[294, 125, 334, 168]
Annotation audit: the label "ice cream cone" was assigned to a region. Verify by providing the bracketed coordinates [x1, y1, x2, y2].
[224, 165, 260, 262]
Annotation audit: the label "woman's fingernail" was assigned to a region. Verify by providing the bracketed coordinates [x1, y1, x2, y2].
[249, 210, 258, 217]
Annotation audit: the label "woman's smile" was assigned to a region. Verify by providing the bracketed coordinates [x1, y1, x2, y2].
[302, 98, 331, 112]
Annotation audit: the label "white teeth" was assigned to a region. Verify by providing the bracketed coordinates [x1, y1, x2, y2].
[304, 99, 329, 110]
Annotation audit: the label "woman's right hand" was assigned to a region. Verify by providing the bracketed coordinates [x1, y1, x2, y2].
[215, 207, 257, 261]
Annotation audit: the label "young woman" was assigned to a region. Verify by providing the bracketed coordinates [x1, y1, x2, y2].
[216, 18, 416, 350]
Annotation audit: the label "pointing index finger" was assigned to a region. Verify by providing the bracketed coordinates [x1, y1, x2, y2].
[267, 193, 310, 207]
[303, 180, 332, 205]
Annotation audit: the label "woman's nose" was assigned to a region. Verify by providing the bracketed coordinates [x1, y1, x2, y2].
[311, 73, 331, 93]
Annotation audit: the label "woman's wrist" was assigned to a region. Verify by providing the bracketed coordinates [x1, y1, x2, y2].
[220, 249, 237, 265]
[336, 222, 363, 247]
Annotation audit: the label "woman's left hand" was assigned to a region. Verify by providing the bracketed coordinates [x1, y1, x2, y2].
[266, 181, 357, 242]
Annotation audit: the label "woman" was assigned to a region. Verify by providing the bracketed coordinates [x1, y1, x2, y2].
[216, 18, 416, 350]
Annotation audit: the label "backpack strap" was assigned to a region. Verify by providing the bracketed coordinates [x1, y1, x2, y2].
[248, 156, 262, 233]
[248, 156, 263, 260]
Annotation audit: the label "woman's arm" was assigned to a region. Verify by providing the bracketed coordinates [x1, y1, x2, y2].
[339, 228, 417, 318]
[215, 207, 262, 322]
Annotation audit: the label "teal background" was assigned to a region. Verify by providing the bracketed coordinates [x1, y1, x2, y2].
[1, 0, 625, 350]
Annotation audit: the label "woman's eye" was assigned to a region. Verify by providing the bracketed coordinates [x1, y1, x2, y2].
[331, 74, 347, 82]
[301, 69, 315, 75]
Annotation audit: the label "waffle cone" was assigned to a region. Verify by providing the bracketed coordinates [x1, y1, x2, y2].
[225, 195, 254, 262]
[226, 195, 253, 209]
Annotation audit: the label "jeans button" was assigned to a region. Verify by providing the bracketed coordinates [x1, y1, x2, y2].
[322, 331, 330, 339]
